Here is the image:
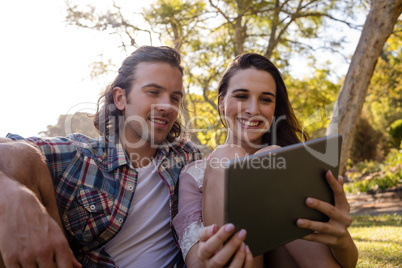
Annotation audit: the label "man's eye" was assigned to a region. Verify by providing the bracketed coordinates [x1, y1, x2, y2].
[148, 90, 159, 95]
[171, 96, 181, 102]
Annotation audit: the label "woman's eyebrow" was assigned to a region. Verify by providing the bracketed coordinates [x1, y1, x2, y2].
[232, 88, 275, 97]
[232, 89, 249, 93]
[262, 92, 276, 97]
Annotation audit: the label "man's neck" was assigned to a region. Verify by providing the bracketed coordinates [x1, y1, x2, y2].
[122, 141, 158, 169]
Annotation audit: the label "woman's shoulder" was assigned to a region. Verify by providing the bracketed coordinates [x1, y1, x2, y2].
[180, 159, 208, 189]
[210, 144, 247, 159]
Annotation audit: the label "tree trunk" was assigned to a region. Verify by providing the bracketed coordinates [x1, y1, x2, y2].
[327, 0, 402, 176]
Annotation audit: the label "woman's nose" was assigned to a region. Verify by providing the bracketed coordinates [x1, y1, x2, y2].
[244, 99, 259, 116]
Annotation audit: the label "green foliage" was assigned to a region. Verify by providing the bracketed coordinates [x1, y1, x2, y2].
[345, 149, 402, 194]
[285, 66, 340, 138]
[350, 214, 402, 267]
[389, 119, 402, 147]
[363, 32, 402, 149]
[40, 112, 98, 138]
[350, 116, 383, 163]
[185, 91, 224, 155]
[143, 0, 207, 51]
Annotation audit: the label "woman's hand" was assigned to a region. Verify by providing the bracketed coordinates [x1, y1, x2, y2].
[198, 224, 254, 268]
[296, 170, 352, 247]
[296, 170, 358, 267]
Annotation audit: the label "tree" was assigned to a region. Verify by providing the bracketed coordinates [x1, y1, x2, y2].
[327, 0, 402, 175]
[65, 0, 362, 155]
[40, 112, 98, 138]
[285, 66, 340, 138]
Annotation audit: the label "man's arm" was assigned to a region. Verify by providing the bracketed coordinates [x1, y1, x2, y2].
[0, 138, 81, 268]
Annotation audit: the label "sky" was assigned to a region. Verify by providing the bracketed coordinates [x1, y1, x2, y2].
[0, 0, 363, 138]
[0, 0, 146, 138]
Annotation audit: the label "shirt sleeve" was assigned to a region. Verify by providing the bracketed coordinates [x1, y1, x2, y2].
[173, 160, 206, 260]
[6, 133, 79, 179]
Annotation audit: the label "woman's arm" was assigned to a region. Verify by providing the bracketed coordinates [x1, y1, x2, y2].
[202, 145, 265, 267]
[203, 144, 247, 226]
[175, 159, 254, 267]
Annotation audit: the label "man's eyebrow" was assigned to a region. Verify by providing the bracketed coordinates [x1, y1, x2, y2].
[142, 83, 183, 96]
[142, 83, 165, 90]
[232, 88, 276, 97]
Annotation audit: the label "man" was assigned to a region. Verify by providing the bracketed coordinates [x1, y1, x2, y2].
[0, 46, 202, 267]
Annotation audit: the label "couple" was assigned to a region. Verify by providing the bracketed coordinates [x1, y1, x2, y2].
[0, 46, 357, 267]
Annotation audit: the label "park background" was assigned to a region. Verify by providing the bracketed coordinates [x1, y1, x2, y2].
[1, 0, 401, 266]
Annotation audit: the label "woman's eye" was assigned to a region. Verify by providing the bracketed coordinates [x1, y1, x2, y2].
[234, 94, 247, 100]
[261, 98, 273, 103]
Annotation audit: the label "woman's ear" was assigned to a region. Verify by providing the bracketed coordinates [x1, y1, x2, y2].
[218, 97, 224, 114]
[113, 87, 126, 111]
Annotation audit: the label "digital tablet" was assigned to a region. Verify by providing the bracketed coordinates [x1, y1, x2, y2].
[224, 134, 342, 256]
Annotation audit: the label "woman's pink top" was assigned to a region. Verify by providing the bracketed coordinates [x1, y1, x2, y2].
[172, 159, 207, 259]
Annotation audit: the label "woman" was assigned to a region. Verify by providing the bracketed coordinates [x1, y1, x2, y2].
[173, 53, 358, 267]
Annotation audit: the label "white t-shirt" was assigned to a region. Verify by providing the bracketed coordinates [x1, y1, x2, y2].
[104, 159, 179, 267]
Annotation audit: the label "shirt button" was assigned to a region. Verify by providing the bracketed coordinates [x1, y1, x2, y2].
[128, 186, 133, 190]
[94, 241, 99, 246]
[118, 218, 124, 223]
[90, 205, 96, 211]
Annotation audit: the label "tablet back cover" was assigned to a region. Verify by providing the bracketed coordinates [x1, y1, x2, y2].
[224, 134, 342, 256]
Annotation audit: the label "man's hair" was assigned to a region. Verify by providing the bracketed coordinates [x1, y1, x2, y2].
[217, 53, 308, 146]
[93, 46, 184, 141]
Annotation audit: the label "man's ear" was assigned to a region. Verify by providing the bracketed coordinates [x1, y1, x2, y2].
[113, 87, 126, 111]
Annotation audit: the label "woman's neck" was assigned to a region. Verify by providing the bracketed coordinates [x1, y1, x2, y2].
[225, 135, 264, 155]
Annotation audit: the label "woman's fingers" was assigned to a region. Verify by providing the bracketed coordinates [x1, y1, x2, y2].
[297, 218, 346, 237]
[301, 232, 341, 248]
[243, 245, 254, 268]
[212, 229, 247, 262]
[199, 224, 219, 243]
[198, 224, 238, 261]
[326, 171, 350, 212]
[198, 224, 251, 268]
[304, 197, 342, 222]
[227, 243, 246, 268]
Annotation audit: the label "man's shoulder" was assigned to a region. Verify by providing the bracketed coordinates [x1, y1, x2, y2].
[169, 138, 200, 156]
[6, 133, 101, 145]
[6, 133, 107, 156]
[65, 133, 104, 147]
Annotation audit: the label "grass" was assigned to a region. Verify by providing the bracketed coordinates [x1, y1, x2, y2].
[350, 214, 402, 267]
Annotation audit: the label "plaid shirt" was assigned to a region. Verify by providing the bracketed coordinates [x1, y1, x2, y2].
[7, 133, 202, 267]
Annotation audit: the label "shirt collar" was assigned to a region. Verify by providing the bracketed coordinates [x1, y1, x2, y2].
[105, 136, 172, 171]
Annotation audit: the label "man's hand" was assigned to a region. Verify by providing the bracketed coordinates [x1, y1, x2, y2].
[0, 173, 81, 268]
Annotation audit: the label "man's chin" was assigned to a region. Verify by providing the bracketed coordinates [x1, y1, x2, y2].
[147, 134, 170, 148]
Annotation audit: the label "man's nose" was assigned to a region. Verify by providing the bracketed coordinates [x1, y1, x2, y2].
[155, 94, 174, 112]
